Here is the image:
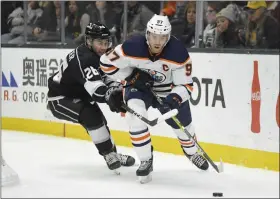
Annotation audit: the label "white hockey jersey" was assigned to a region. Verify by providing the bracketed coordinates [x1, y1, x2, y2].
[100, 35, 193, 101]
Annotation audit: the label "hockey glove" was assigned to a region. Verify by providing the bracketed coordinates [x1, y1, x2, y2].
[124, 68, 154, 92]
[162, 93, 182, 111]
[105, 86, 126, 113]
[84, 81, 107, 103]
[93, 85, 107, 103]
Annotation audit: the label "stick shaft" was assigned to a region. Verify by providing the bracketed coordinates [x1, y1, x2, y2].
[150, 89, 222, 173]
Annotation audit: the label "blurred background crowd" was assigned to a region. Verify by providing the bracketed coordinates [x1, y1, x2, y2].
[1, 1, 280, 49]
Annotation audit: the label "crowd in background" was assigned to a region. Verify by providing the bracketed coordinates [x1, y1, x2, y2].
[1, 1, 280, 49]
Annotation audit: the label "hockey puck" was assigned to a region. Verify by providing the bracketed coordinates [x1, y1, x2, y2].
[213, 192, 223, 197]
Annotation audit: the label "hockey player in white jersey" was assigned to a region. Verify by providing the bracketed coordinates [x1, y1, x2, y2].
[100, 14, 209, 183]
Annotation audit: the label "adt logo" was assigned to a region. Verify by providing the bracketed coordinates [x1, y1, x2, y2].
[2, 72, 18, 87]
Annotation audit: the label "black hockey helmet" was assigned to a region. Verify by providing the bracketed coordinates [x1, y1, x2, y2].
[85, 22, 112, 53]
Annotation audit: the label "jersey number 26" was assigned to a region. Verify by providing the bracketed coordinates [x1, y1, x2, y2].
[84, 66, 100, 80]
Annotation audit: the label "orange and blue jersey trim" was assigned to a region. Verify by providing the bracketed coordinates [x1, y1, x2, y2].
[100, 61, 119, 75]
[185, 83, 193, 93]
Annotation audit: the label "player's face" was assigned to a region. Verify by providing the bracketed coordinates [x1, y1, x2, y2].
[147, 32, 169, 54]
[92, 38, 110, 56]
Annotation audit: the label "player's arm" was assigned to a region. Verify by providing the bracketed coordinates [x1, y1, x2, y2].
[171, 57, 193, 103]
[100, 43, 153, 91]
[68, 49, 107, 103]
[99, 68, 123, 92]
[99, 44, 133, 80]
[100, 43, 154, 113]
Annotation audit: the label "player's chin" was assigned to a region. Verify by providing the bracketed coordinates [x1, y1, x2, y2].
[152, 47, 162, 54]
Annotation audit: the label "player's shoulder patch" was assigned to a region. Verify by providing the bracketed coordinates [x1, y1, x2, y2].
[161, 36, 190, 65]
[121, 35, 148, 59]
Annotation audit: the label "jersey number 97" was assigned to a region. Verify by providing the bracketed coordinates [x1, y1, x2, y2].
[106, 49, 120, 62]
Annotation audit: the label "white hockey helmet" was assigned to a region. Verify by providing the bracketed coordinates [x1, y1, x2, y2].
[146, 14, 172, 35]
[146, 14, 172, 47]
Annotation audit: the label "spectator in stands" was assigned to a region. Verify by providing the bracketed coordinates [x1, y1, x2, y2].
[160, 1, 176, 17]
[240, 1, 280, 49]
[65, 1, 90, 45]
[31, 1, 61, 42]
[160, 1, 187, 20]
[171, 1, 196, 48]
[213, 6, 242, 48]
[203, 2, 224, 48]
[139, 2, 161, 16]
[38, 1, 49, 9]
[86, 1, 118, 45]
[1, 1, 23, 35]
[87, 1, 117, 29]
[266, 1, 280, 24]
[120, 1, 154, 40]
[109, 1, 124, 44]
[1, 1, 43, 44]
[225, 2, 248, 27]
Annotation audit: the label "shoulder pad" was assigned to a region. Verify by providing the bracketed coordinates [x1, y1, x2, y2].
[161, 36, 190, 65]
[121, 35, 149, 59]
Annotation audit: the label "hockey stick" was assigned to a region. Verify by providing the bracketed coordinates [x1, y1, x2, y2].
[149, 89, 224, 173]
[121, 104, 178, 127]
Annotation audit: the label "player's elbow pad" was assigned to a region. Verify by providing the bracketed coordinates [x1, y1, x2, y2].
[84, 80, 107, 103]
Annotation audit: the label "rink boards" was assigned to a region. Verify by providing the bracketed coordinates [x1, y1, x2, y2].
[1, 48, 279, 171]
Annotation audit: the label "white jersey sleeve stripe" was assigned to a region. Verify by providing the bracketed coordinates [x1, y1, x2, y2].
[100, 65, 118, 73]
[100, 65, 119, 75]
[100, 61, 114, 68]
[100, 60, 119, 74]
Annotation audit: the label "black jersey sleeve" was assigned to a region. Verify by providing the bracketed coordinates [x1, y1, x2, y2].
[66, 48, 107, 102]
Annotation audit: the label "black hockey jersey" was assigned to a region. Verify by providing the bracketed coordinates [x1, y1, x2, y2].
[48, 44, 111, 102]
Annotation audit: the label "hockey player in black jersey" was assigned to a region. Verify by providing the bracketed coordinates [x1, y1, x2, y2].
[47, 22, 135, 172]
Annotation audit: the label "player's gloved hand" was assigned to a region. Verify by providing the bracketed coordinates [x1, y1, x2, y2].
[162, 93, 182, 111]
[89, 82, 107, 103]
[124, 68, 154, 91]
[105, 86, 126, 113]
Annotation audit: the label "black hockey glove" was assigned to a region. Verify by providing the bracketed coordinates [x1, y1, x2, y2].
[92, 85, 107, 103]
[124, 68, 154, 92]
[84, 80, 107, 103]
[162, 93, 182, 112]
[105, 86, 126, 113]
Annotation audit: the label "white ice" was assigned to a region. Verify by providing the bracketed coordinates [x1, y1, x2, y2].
[1, 130, 279, 198]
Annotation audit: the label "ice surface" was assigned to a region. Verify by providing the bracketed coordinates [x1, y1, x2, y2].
[1, 130, 279, 198]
